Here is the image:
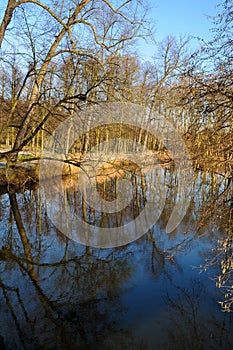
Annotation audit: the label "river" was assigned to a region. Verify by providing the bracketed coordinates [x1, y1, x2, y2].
[0, 166, 232, 349]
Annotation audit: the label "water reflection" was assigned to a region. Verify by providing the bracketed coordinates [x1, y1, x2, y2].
[0, 168, 232, 349]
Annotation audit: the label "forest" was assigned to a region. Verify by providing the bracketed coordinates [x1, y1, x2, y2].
[0, 0, 231, 173]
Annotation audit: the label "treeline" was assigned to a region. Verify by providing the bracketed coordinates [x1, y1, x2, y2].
[0, 0, 232, 177]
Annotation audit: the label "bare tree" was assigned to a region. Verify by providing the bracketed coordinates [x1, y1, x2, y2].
[182, 0, 233, 176]
[0, 0, 151, 162]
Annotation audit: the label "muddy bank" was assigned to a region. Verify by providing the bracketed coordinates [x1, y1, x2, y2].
[0, 161, 39, 192]
[0, 150, 173, 191]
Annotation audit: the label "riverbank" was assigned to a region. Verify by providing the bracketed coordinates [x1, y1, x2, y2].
[0, 149, 231, 191]
[0, 150, 173, 190]
[0, 161, 39, 192]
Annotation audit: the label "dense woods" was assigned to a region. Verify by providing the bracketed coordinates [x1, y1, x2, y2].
[0, 0, 151, 160]
[0, 0, 232, 177]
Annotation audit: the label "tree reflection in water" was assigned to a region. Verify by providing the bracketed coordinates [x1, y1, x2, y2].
[0, 168, 232, 349]
[163, 280, 233, 350]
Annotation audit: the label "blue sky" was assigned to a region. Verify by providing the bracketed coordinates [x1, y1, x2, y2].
[0, 0, 222, 60]
[137, 0, 221, 60]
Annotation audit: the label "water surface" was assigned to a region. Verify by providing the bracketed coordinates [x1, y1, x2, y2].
[0, 169, 232, 349]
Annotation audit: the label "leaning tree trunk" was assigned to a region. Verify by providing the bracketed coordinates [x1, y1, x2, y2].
[8, 0, 91, 162]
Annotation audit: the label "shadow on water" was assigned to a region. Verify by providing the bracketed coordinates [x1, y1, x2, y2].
[0, 166, 232, 349]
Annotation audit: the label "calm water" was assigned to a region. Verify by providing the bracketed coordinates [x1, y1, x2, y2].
[0, 168, 232, 350]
